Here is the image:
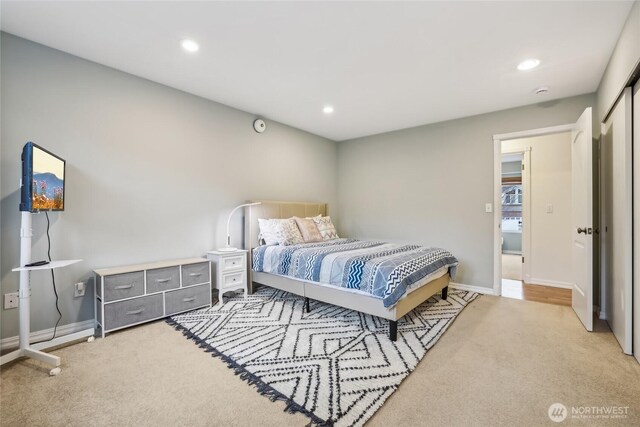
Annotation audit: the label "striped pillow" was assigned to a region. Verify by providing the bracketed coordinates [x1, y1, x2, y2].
[294, 217, 323, 243]
[312, 216, 339, 240]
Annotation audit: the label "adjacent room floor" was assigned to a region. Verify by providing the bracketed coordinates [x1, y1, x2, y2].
[501, 254, 572, 306]
[1, 295, 638, 426]
[502, 253, 523, 281]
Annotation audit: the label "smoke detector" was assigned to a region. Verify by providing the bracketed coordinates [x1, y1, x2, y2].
[253, 119, 266, 133]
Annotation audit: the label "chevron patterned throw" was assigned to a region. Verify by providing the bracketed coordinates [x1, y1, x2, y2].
[253, 239, 459, 308]
[169, 287, 478, 427]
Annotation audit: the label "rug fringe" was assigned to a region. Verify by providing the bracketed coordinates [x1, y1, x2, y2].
[165, 318, 333, 427]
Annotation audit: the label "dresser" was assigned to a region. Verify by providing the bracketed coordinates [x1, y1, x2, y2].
[94, 258, 211, 338]
[207, 250, 248, 307]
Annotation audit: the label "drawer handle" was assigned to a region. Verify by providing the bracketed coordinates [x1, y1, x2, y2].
[233, 278, 237, 282]
[182, 297, 196, 302]
[114, 284, 133, 290]
[156, 278, 171, 283]
[189, 273, 201, 277]
[126, 308, 144, 315]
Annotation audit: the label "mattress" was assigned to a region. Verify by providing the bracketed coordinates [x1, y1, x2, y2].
[252, 238, 458, 307]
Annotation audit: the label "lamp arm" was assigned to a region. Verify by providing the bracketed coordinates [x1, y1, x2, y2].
[225, 202, 262, 247]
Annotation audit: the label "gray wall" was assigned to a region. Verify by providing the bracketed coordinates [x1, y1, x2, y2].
[0, 34, 338, 339]
[501, 161, 522, 176]
[501, 232, 521, 254]
[337, 93, 596, 289]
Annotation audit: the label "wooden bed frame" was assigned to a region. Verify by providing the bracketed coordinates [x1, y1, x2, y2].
[242, 201, 450, 341]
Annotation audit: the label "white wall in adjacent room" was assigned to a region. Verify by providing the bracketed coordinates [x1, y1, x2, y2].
[503, 133, 573, 287]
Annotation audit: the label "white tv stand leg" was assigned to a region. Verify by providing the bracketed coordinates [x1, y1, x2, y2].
[0, 212, 94, 374]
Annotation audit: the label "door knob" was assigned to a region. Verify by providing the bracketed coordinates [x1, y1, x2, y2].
[577, 227, 587, 234]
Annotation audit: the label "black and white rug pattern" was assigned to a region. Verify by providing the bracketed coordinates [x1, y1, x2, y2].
[168, 287, 478, 427]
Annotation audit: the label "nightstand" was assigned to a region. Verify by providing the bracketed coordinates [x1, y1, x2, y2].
[206, 250, 248, 307]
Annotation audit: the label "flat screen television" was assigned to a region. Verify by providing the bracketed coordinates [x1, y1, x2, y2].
[20, 142, 66, 212]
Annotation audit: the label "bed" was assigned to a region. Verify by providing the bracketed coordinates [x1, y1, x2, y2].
[243, 201, 458, 341]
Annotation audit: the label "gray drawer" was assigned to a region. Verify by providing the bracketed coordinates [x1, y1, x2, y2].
[182, 262, 210, 287]
[165, 284, 210, 315]
[104, 294, 163, 330]
[146, 266, 180, 294]
[103, 272, 144, 302]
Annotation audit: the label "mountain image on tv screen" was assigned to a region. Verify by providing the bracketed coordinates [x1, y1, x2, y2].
[32, 146, 65, 210]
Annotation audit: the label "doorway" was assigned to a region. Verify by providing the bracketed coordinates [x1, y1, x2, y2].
[500, 151, 526, 299]
[494, 125, 577, 307]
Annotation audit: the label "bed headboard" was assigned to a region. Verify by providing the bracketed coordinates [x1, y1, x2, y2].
[243, 200, 327, 251]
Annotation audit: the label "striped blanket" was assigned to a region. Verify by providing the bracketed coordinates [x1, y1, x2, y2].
[252, 239, 458, 308]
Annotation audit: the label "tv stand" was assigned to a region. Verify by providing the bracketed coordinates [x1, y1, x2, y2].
[0, 212, 93, 375]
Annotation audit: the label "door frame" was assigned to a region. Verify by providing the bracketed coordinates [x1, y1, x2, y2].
[492, 123, 574, 296]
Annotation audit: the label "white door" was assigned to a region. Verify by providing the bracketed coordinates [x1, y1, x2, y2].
[571, 107, 593, 331]
[602, 88, 633, 354]
[633, 81, 640, 364]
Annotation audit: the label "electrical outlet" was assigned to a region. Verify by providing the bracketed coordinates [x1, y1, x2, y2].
[74, 282, 86, 298]
[485, 203, 493, 213]
[4, 292, 19, 309]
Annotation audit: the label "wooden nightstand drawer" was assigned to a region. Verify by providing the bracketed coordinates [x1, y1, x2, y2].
[103, 294, 163, 330]
[103, 272, 144, 302]
[221, 255, 244, 272]
[146, 266, 180, 293]
[221, 271, 244, 289]
[182, 262, 210, 287]
[165, 284, 210, 315]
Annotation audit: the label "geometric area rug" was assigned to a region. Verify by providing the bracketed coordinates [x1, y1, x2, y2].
[168, 287, 479, 427]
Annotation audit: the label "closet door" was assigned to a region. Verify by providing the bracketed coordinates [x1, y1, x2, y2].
[601, 87, 633, 355]
[634, 81, 640, 364]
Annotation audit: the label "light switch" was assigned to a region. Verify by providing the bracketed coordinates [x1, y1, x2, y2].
[546, 204, 553, 214]
[485, 203, 493, 213]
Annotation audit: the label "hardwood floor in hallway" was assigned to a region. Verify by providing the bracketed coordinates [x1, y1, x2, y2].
[502, 279, 572, 306]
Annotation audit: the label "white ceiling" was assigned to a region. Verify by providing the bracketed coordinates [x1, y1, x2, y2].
[0, 1, 634, 141]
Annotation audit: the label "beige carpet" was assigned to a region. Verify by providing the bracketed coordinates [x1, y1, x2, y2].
[502, 253, 523, 281]
[2, 295, 639, 426]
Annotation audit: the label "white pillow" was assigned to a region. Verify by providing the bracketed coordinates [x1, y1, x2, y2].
[273, 218, 304, 245]
[312, 216, 339, 240]
[257, 218, 280, 245]
[258, 218, 305, 246]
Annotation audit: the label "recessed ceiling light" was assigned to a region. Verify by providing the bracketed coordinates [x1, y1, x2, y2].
[181, 39, 199, 53]
[517, 58, 540, 71]
[323, 106, 334, 114]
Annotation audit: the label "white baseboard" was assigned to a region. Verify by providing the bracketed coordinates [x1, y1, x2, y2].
[528, 278, 572, 289]
[450, 282, 496, 296]
[1, 319, 95, 352]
